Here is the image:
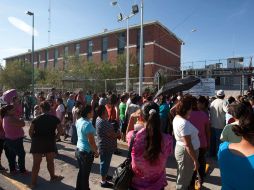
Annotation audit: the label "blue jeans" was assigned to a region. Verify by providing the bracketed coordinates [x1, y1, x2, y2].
[120, 119, 127, 133]
[100, 151, 113, 177]
[209, 128, 223, 158]
[75, 149, 94, 190]
[5, 138, 26, 172]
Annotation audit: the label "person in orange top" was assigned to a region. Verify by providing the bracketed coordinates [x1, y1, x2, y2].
[105, 94, 121, 155]
[105, 94, 119, 130]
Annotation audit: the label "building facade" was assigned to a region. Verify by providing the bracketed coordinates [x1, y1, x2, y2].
[5, 21, 183, 80]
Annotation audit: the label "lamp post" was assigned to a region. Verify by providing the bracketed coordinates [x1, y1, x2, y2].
[181, 28, 197, 79]
[138, 0, 144, 96]
[111, 1, 138, 93]
[26, 11, 35, 95]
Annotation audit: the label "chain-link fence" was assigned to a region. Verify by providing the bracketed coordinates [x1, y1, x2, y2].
[59, 76, 159, 94]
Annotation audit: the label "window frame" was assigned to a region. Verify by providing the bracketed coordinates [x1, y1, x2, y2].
[101, 36, 108, 62]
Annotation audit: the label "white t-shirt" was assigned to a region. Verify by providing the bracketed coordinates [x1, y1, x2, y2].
[56, 104, 65, 121]
[173, 116, 200, 150]
[210, 98, 228, 129]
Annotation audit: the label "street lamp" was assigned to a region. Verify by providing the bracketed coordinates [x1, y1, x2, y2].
[111, 1, 139, 93]
[138, 0, 144, 96]
[26, 11, 35, 95]
[181, 28, 197, 78]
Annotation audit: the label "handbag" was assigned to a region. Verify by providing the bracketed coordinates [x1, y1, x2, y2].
[112, 131, 137, 190]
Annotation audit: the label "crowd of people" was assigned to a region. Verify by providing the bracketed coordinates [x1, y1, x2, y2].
[0, 87, 254, 190]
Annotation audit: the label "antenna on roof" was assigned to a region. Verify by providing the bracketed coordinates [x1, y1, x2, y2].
[48, 0, 51, 46]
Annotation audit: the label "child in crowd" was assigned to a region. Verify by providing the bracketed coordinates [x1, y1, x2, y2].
[63, 114, 72, 140]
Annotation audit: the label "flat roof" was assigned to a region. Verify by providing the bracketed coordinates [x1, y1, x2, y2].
[4, 20, 183, 60]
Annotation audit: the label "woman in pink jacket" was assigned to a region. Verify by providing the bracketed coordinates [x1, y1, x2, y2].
[127, 102, 173, 190]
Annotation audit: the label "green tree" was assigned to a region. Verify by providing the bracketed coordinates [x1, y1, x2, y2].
[31, 52, 140, 92]
[35, 68, 64, 87]
[0, 60, 32, 90]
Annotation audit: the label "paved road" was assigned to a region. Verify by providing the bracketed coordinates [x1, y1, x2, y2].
[0, 124, 221, 190]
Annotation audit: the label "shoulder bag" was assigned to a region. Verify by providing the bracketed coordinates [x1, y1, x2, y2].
[112, 131, 137, 190]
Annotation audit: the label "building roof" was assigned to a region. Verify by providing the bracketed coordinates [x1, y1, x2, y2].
[4, 20, 183, 60]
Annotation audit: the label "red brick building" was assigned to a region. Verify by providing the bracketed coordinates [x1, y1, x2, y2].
[5, 21, 183, 79]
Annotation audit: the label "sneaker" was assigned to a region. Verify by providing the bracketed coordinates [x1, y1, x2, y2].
[114, 150, 121, 155]
[100, 181, 113, 188]
[106, 175, 113, 181]
[50, 175, 64, 182]
[9, 169, 18, 176]
[20, 170, 30, 176]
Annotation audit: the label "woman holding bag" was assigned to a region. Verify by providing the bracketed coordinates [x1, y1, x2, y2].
[127, 102, 173, 190]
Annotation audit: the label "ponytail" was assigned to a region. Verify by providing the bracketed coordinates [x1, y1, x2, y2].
[142, 102, 162, 163]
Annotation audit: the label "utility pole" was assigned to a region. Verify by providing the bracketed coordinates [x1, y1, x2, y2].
[138, 0, 144, 96]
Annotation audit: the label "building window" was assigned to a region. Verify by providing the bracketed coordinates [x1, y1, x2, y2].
[215, 77, 220, 85]
[37, 53, 40, 68]
[87, 40, 93, 61]
[136, 49, 140, 64]
[75, 43, 80, 56]
[64, 46, 68, 58]
[137, 29, 140, 48]
[45, 50, 48, 68]
[118, 32, 126, 54]
[54, 48, 58, 67]
[136, 29, 140, 64]
[102, 53, 108, 62]
[63, 46, 68, 68]
[101, 37, 108, 61]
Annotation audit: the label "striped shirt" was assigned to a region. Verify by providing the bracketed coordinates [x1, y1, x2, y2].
[96, 117, 117, 153]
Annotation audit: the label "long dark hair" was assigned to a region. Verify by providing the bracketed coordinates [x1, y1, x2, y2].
[81, 105, 92, 119]
[40, 101, 51, 112]
[96, 105, 106, 118]
[142, 102, 162, 163]
[0, 105, 14, 118]
[175, 95, 193, 117]
[232, 103, 254, 141]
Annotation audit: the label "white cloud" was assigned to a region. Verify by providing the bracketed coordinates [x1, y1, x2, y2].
[8, 16, 39, 36]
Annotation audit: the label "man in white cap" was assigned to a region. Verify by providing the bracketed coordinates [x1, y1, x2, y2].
[209, 89, 228, 158]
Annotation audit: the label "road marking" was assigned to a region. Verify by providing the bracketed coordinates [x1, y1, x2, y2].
[1, 174, 30, 190]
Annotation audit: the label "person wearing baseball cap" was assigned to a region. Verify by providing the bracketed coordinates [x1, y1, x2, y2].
[209, 90, 228, 158]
